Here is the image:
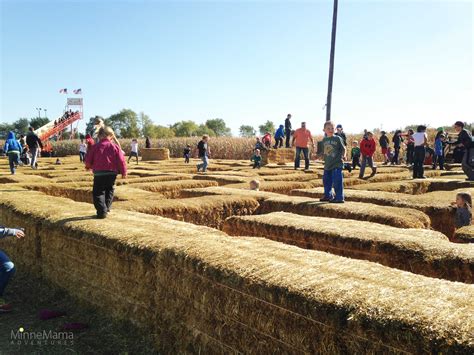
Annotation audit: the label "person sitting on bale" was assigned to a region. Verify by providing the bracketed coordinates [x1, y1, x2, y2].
[85, 126, 127, 219]
[254, 137, 266, 152]
[0, 226, 25, 313]
[249, 179, 260, 191]
[251, 149, 262, 169]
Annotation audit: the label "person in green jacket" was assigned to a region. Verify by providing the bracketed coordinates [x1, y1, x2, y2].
[251, 149, 262, 169]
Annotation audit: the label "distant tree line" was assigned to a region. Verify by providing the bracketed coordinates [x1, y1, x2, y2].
[0, 117, 51, 139]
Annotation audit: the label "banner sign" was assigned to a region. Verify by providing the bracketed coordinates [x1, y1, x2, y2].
[67, 98, 83, 106]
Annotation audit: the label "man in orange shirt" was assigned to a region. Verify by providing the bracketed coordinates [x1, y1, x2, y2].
[292, 122, 315, 170]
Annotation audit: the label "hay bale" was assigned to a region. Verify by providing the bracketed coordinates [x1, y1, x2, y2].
[223, 212, 474, 283]
[141, 148, 170, 161]
[128, 179, 219, 198]
[262, 172, 321, 182]
[258, 196, 431, 229]
[261, 148, 295, 165]
[180, 186, 282, 201]
[115, 195, 260, 229]
[225, 181, 318, 194]
[192, 174, 250, 185]
[116, 174, 192, 186]
[0, 190, 473, 353]
[454, 226, 474, 243]
[0, 173, 49, 184]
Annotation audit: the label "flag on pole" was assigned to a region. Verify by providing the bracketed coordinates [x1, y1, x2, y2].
[73, 88, 82, 94]
[59, 88, 68, 94]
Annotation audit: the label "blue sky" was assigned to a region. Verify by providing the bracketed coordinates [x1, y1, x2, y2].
[1, 0, 472, 135]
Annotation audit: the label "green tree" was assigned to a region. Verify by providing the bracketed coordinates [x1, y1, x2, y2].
[13, 118, 30, 133]
[196, 124, 216, 137]
[170, 120, 199, 137]
[108, 109, 140, 138]
[239, 125, 256, 137]
[205, 118, 231, 136]
[0, 123, 14, 139]
[258, 120, 275, 135]
[29, 117, 50, 130]
[139, 112, 154, 138]
[153, 125, 175, 138]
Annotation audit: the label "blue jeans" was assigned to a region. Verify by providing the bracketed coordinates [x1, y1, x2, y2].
[0, 250, 15, 297]
[197, 155, 208, 172]
[323, 168, 344, 201]
[8, 152, 20, 174]
[295, 147, 309, 169]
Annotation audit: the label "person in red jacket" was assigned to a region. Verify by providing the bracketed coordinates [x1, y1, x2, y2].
[359, 131, 377, 179]
[85, 126, 127, 219]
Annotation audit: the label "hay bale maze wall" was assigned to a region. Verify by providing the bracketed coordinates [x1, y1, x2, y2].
[1, 156, 473, 353]
[1, 190, 473, 353]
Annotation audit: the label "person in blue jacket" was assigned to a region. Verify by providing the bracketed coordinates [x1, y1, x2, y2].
[433, 131, 446, 170]
[0, 226, 25, 312]
[3, 131, 22, 174]
[273, 125, 285, 149]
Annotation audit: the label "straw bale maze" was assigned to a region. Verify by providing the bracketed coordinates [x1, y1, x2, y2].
[1, 156, 473, 353]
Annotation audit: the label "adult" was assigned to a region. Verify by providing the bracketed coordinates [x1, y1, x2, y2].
[284, 114, 292, 148]
[335, 124, 347, 146]
[196, 135, 211, 173]
[412, 125, 428, 179]
[26, 126, 43, 169]
[450, 121, 473, 179]
[292, 122, 315, 171]
[145, 136, 152, 149]
[391, 130, 403, 165]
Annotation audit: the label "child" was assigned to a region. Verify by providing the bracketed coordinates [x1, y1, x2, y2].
[412, 125, 428, 179]
[251, 149, 262, 169]
[128, 138, 139, 164]
[392, 130, 403, 164]
[0, 226, 25, 312]
[255, 137, 266, 152]
[351, 140, 361, 169]
[359, 132, 377, 179]
[273, 125, 285, 149]
[433, 132, 445, 170]
[55, 158, 62, 165]
[387, 147, 394, 163]
[184, 144, 191, 163]
[93, 118, 121, 148]
[405, 129, 415, 166]
[249, 179, 260, 191]
[320, 121, 345, 203]
[379, 131, 390, 164]
[79, 139, 87, 162]
[196, 135, 210, 173]
[452, 192, 472, 228]
[262, 132, 272, 149]
[3, 131, 22, 175]
[335, 124, 347, 146]
[85, 126, 127, 219]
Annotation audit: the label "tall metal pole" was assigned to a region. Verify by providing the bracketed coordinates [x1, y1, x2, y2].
[326, 0, 338, 122]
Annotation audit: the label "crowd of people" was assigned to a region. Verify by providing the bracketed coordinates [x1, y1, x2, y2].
[53, 109, 80, 127]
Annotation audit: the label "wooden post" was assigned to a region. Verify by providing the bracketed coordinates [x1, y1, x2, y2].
[326, 0, 338, 122]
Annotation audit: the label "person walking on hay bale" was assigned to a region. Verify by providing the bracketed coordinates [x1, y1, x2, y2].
[0, 226, 25, 312]
[128, 138, 139, 165]
[359, 132, 377, 179]
[251, 149, 262, 169]
[284, 114, 292, 148]
[320, 121, 345, 203]
[196, 135, 210, 173]
[273, 125, 285, 149]
[292, 122, 315, 171]
[3, 131, 22, 175]
[391, 130, 403, 165]
[85, 127, 127, 219]
[379, 131, 390, 164]
[412, 125, 428, 179]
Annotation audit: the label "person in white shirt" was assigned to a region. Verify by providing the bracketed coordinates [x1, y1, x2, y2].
[79, 139, 87, 162]
[128, 138, 139, 164]
[412, 125, 428, 179]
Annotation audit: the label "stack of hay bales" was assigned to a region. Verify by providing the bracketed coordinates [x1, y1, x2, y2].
[223, 212, 474, 283]
[0, 190, 473, 353]
[141, 148, 170, 161]
[261, 148, 295, 165]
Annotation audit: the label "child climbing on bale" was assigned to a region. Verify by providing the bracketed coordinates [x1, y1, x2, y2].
[452, 192, 472, 228]
[85, 126, 127, 219]
[184, 144, 191, 163]
[320, 121, 345, 203]
[251, 149, 262, 169]
[128, 138, 139, 164]
[250, 179, 260, 191]
[359, 132, 377, 179]
[0, 226, 25, 312]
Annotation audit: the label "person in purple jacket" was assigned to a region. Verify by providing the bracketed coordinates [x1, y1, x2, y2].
[0, 226, 25, 312]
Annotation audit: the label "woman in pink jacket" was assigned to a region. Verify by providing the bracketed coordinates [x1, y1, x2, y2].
[85, 126, 127, 218]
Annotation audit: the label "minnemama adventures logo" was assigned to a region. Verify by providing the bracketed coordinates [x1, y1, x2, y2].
[10, 327, 74, 346]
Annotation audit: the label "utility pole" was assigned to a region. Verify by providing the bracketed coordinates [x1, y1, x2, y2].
[35, 107, 42, 118]
[44, 108, 47, 118]
[326, 0, 338, 122]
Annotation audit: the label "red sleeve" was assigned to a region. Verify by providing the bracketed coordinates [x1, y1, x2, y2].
[359, 141, 367, 156]
[84, 145, 94, 169]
